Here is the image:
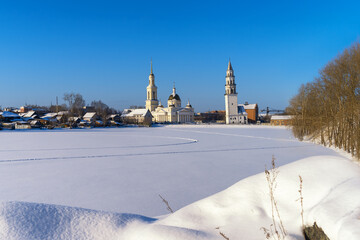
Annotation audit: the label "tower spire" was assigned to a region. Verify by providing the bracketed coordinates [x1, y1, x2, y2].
[150, 59, 153, 74]
[227, 58, 233, 71]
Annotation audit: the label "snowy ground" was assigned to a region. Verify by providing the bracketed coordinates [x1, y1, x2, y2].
[0, 125, 358, 239]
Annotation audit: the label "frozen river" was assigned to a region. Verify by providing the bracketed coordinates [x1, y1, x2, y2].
[0, 125, 341, 216]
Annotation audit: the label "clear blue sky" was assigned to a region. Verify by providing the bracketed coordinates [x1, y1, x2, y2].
[0, 0, 359, 112]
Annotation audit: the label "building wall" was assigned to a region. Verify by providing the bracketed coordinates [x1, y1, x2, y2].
[245, 108, 258, 123]
[152, 107, 194, 123]
[225, 94, 239, 124]
[270, 119, 291, 126]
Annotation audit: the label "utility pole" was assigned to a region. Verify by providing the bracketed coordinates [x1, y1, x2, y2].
[56, 96, 59, 113]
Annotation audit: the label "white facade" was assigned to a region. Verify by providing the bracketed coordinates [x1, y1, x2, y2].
[151, 86, 194, 123]
[224, 60, 248, 124]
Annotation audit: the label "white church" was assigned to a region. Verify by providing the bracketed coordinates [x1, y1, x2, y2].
[145, 61, 194, 123]
[224, 60, 248, 124]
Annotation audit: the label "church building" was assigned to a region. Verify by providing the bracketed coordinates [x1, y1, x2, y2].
[145, 61, 194, 123]
[224, 60, 248, 124]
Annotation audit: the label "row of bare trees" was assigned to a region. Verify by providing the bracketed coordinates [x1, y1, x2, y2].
[287, 42, 360, 159]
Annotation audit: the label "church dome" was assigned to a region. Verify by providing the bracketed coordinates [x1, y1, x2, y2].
[168, 94, 181, 101]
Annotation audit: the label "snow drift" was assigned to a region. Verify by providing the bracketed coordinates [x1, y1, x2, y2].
[0, 155, 359, 240]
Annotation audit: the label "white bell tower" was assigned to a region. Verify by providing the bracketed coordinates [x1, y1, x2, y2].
[145, 60, 159, 111]
[224, 60, 239, 124]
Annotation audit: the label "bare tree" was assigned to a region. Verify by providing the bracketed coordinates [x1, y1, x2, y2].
[288, 42, 360, 159]
[90, 100, 110, 126]
[64, 92, 85, 116]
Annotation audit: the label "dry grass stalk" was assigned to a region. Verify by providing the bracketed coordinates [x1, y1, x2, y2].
[219, 231, 230, 240]
[216, 227, 230, 240]
[297, 175, 305, 229]
[159, 194, 174, 213]
[260, 226, 271, 239]
[263, 155, 287, 240]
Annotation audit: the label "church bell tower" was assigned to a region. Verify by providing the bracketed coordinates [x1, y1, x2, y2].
[224, 59, 238, 124]
[145, 60, 159, 111]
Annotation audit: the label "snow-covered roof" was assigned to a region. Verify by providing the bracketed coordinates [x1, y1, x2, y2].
[0, 111, 20, 118]
[83, 112, 97, 118]
[239, 104, 257, 110]
[42, 113, 58, 118]
[23, 111, 36, 118]
[271, 115, 292, 120]
[123, 109, 150, 117]
[57, 111, 69, 115]
[177, 108, 193, 113]
[122, 109, 132, 114]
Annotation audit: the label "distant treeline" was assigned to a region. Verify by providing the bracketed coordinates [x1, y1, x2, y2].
[287, 42, 360, 159]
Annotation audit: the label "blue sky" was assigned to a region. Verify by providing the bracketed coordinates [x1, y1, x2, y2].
[0, 0, 359, 112]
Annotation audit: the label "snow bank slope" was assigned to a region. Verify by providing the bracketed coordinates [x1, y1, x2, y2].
[0, 202, 210, 240]
[0, 201, 155, 240]
[0, 156, 359, 240]
[159, 156, 360, 240]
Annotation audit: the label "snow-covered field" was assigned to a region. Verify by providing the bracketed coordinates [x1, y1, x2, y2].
[0, 125, 358, 239]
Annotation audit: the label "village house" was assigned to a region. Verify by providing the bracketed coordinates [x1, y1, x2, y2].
[121, 109, 152, 126]
[19, 106, 32, 113]
[107, 114, 121, 126]
[239, 103, 259, 124]
[194, 110, 225, 123]
[56, 111, 69, 123]
[41, 112, 58, 123]
[270, 115, 292, 126]
[0, 111, 22, 123]
[82, 112, 98, 123]
[14, 121, 32, 129]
